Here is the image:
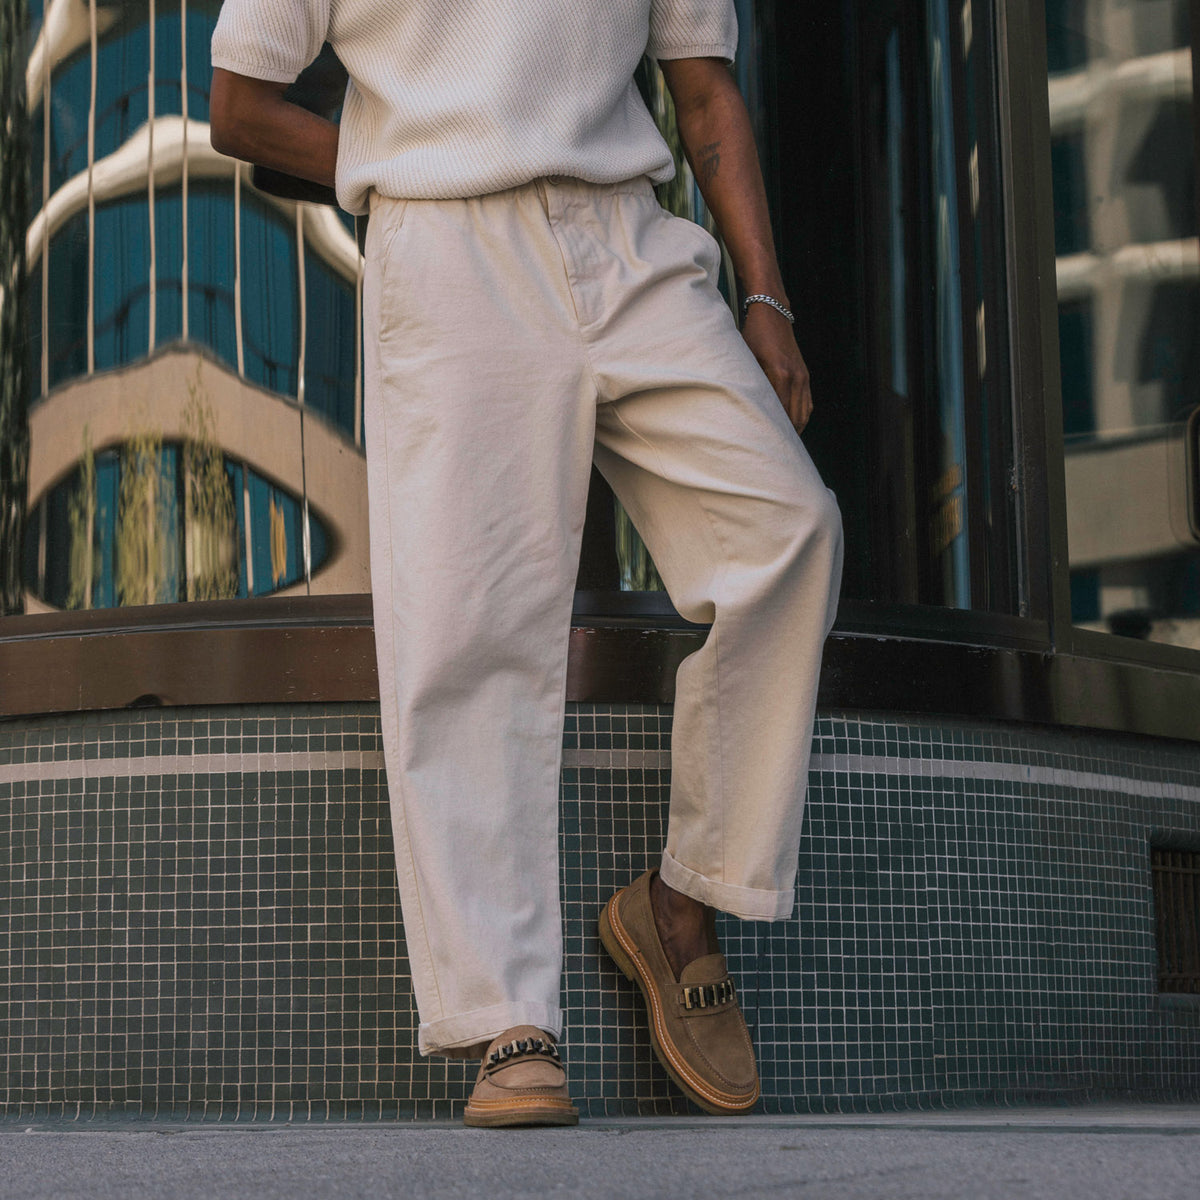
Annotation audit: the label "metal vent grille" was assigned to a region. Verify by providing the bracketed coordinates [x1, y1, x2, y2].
[1152, 847, 1200, 994]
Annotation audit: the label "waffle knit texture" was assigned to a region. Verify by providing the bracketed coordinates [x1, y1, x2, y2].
[211, 0, 738, 213]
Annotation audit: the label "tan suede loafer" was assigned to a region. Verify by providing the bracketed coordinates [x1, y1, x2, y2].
[462, 1025, 579, 1128]
[599, 870, 760, 1115]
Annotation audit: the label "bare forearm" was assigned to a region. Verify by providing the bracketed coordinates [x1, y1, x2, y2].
[209, 67, 339, 189]
[661, 58, 786, 304]
[662, 57, 812, 432]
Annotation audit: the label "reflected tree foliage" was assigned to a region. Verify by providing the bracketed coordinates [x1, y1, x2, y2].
[0, 0, 30, 616]
[94, 369, 238, 607]
[66, 428, 96, 609]
[182, 364, 238, 602]
[115, 426, 175, 608]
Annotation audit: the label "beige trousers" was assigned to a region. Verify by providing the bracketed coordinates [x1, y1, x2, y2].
[362, 176, 843, 1056]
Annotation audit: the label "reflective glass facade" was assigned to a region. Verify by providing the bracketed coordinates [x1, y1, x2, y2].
[1045, 0, 1200, 651]
[8, 0, 777, 616]
[10, 0, 364, 613]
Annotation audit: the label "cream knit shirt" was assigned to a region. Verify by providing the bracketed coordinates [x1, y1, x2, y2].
[211, 0, 737, 214]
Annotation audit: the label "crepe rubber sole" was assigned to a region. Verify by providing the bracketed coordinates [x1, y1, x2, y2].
[462, 1096, 579, 1128]
[599, 891, 759, 1116]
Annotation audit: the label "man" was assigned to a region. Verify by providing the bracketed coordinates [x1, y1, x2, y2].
[210, 0, 842, 1127]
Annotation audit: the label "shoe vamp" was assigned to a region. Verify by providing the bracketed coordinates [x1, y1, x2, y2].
[677, 1009, 757, 1090]
[484, 1060, 568, 1092]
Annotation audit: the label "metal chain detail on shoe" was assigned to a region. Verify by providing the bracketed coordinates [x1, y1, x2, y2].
[487, 1037, 561, 1069]
[680, 978, 738, 1011]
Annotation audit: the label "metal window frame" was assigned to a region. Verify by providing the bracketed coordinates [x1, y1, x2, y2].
[1, 595, 1199, 742]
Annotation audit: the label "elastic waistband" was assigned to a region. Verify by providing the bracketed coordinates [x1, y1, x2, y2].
[369, 174, 654, 213]
[536, 174, 655, 199]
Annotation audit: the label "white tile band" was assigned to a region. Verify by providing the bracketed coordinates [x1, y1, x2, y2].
[3, 749, 1193, 806]
[564, 749, 1200, 805]
[0, 750, 386, 787]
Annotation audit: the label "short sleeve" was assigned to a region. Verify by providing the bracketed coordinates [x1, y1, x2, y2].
[210, 0, 331, 84]
[647, 0, 738, 63]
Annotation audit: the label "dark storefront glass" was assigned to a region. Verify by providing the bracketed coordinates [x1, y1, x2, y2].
[765, 0, 1018, 618]
[581, 0, 1020, 617]
[1044, 0, 1200, 651]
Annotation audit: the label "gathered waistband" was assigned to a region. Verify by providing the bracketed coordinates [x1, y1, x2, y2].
[368, 174, 655, 214]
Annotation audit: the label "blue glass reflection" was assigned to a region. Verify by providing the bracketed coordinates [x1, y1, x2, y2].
[241, 197, 300, 398]
[305, 252, 356, 432]
[47, 209, 87, 389]
[48, 49, 91, 195]
[155, 7, 219, 124]
[184, 185, 238, 361]
[153, 183, 238, 360]
[94, 449, 119, 609]
[45, 6, 220, 196]
[926, 0, 971, 609]
[28, 99, 43, 214]
[94, 195, 152, 372]
[36, 181, 361, 442]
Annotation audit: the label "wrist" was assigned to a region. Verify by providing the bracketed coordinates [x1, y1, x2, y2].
[735, 258, 787, 300]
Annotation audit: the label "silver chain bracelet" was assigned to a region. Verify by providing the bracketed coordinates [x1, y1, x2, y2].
[741, 294, 795, 324]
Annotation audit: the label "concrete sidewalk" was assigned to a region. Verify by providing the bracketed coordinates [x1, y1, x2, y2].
[2, 1106, 1198, 1200]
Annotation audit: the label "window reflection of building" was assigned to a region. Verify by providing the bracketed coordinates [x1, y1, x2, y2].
[1046, 0, 1200, 649]
[18, 0, 366, 615]
[16, 0, 774, 616]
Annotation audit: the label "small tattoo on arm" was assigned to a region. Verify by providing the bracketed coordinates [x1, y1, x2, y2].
[698, 140, 721, 186]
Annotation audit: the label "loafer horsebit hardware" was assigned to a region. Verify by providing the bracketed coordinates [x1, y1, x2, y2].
[681, 978, 738, 1011]
[487, 1037, 562, 1069]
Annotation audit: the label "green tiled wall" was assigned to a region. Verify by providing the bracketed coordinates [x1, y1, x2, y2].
[1, 703, 1197, 1118]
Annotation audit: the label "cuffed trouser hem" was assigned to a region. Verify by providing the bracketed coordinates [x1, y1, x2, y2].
[659, 851, 795, 922]
[417, 1001, 565, 1058]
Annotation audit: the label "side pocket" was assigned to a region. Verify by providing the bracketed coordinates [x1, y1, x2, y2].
[662, 209, 724, 286]
[374, 197, 412, 266]
[692, 221, 725, 284]
[373, 199, 415, 344]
